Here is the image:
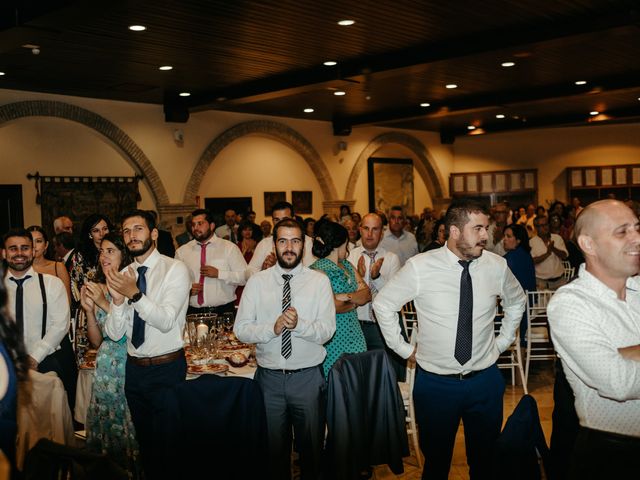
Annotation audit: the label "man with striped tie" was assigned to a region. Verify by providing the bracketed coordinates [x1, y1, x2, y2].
[234, 218, 336, 480]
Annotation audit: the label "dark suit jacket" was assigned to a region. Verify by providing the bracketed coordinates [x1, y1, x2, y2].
[156, 229, 175, 257]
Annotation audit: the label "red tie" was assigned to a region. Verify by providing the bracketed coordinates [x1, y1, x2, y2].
[198, 242, 208, 305]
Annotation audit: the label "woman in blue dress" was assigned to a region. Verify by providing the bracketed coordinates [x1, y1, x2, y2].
[310, 220, 371, 377]
[0, 266, 29, 471]
[80, 233, 141, 478]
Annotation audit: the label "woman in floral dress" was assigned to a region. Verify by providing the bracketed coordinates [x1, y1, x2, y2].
[310, 220, 371, 377]
[80, 232, 141, 478]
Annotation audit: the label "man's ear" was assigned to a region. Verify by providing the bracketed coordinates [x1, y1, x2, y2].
[577, 234, 593, 256]
[449, 225, 460, 241]
[151, 228, 159, 242]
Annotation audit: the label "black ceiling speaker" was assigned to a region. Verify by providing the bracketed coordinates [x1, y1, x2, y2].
[163, 92, 190, 123]
[332, 119, 352, 136]
[440, 130, 456, 145]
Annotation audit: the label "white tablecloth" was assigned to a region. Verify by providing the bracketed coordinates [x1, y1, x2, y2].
[74, 368, 94, 424]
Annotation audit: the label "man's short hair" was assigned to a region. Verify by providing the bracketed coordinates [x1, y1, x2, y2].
[271, 201, 294, 217]
[272, 218, 304, 242]
[3, 228, 33, 247]
[191, 208, 215, 224]
[121, 209, 156, 230]
[389, 206, 404, 215]
[53, 231, 75, 250]
[444, 200, 488, 239]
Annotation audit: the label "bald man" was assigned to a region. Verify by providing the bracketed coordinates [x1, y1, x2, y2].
[53, 216, 73, 234]
[548, 199, 640, 479]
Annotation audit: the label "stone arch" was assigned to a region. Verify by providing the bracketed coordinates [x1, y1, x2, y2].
[184, 120, 338, 204]
[344, 131, 447, 208]
[0, 100, 169, 206]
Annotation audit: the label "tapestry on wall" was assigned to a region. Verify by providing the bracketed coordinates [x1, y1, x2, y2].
[34, 174, 142, 234]
[367, 157, 414, 215]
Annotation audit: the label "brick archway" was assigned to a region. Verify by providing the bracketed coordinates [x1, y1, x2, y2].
[183, 120, 338, 203]
[0, 100, 169, 206]
[345, 132, 447, 209]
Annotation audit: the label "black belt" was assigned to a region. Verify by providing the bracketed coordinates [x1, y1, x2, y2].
[260, 364, 321, 375]
[543, 275, 562, 282]
[421, 365, 490, 380]
[127, 349, 185, 367]
[187, 302, 235, 315]
[581, 427, 640, 446]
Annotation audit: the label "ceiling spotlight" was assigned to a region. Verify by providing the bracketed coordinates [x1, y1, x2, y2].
[179, 92, 191, 97]
[467, 125, 476, 130]
[589, 111, 599, 116]
[323, 61, 337, 66]
[420, 103, 430, 107]
[337, 20, 355, 26]
[496, 114, 505, 119]
[0, 72, 5, 76]
[501, 62, 515, 67]
[159, 66, 173, 71]
[575, 80, 587, 85]
[304, 108, 314, 113]
[445, 84, 458, 89]
[128, 25, 146, 31]
[334, 90, 346, 96]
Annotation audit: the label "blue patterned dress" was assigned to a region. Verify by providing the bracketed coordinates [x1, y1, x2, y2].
[311, 258, 367, 377]
[85, 300, 142, 478]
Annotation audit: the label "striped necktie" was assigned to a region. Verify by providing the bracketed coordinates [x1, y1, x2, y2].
[364, 251, 378, 321]
[281, 274, 293, 359]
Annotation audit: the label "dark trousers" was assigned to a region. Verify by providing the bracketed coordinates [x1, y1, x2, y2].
[125, 356, 186, 479]
[568, 427, 640, 479]
[187, 301, 235, 316]
[549, 359, 579, 480]
[38, 336, 78, 413]
[414, 364, 505, 480]
[254, 365, 326, 480]
[359, 320, 407, 382]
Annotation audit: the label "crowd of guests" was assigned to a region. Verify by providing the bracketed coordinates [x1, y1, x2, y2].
[1, 195, 639, 479]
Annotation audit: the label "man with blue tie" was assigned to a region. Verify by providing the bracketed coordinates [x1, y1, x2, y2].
[374, 200, 526, 479]
[104, 209, 190, 478]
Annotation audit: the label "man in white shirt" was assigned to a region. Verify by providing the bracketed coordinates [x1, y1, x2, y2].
[548, 199, 640, 478]
[214, 208, 237, 242]
[248, 201, 314, 277]
[104, 210, 191, 478]
[176, 208, 247, 316]
[374, 200, 526, 479]
[379, 206, 418, 267]
[234, 218, 335, 480]
[347, 213, 403, 374]
[3, 229, 76, 410]
[530, 215, 569, 289]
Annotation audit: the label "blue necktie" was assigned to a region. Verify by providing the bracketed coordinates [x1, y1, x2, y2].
[10, 276, 31, 336]
[455, 260, 473, 365]
[131, 266, 148, 348]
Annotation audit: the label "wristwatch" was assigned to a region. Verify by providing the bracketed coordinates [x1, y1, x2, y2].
[128, 291, 143, 305]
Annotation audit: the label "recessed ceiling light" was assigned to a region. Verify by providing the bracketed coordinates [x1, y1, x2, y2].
[179, 92, 191, 97]
[334, 90, 346, 96]
[496, 114, 505, 119]
[501, 62, 515, 67]
[575, 80, 587, 85]
[304, 108, 314, 113]
[0, 72, 5, 76]
[467, 125, 476, 130]
[445, 84, 458, 89]
[337, 20, 355, 26]
[323, 61, 337, 66]
[159, 66, 173, 71]
[420, 103, 430, 107]
[590, 111, 599, 116]
[128, 25, 146, 31]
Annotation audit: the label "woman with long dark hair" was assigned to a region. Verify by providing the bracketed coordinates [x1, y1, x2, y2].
[81, 232, 141, 477]
[310, 220, 370, 377]
[27, 225, 72, 303]
[0, 264, 29, 470]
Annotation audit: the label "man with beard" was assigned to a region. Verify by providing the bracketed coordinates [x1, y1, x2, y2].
[374, 200, 525, 479]
[103, 209, 190, 478]
[234, 218, 335, 480]
[3, 229, 76, 410]
[548, 200, 640, 479]
[175, 208, 247, 316]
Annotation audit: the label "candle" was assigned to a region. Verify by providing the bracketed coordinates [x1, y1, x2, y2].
[196, 323, 209, 341]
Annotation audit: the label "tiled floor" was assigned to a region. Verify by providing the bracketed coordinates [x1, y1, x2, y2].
[372, 363, 555, 479]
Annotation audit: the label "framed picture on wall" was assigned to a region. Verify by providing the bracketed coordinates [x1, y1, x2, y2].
[264, 191, 286, 216]
[367, 157, 414, 215]
[292, 191, 312, 214]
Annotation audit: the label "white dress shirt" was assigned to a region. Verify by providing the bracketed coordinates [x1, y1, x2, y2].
[379, 229, 419, 267]
[347, 246, 400, 322]
[373, 245, 526, 374]
[247, 234, 315, 277]
[104, 249, 191, 358]
[530, 233, 568, 279]
[548, 265, 640, 437]
[4, 267, 70, 363]
[214, 224, 237, 242]
[175, 235, 247, 307]
[234, 262, 336, 370]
